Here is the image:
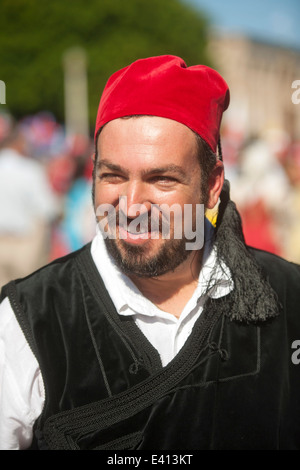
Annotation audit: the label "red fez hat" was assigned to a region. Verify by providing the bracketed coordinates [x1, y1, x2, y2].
[95, 55, 230, 153]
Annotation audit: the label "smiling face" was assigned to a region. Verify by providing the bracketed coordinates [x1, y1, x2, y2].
[93, 116, 223, 278]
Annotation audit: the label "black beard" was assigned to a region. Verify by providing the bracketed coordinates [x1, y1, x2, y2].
[104, 236, 191, 278]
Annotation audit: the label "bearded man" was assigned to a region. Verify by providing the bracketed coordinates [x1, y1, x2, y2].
[0, 55, 299, 450]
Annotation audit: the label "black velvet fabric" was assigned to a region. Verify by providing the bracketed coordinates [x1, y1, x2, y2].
[2, 239, 300, 449]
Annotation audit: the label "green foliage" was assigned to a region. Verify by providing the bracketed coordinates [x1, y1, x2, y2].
[0, 0, 211, 132]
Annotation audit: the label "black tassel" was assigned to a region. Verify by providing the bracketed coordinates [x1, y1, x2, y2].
[213, 180, 280, 323]
[217, 137, 223, 162]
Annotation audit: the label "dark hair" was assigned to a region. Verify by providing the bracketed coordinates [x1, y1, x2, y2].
[193, 132, 217, 205]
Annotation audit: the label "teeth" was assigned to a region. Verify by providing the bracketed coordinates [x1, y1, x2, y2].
[120, 227, 149, 234]
[128, 231, 148, 235]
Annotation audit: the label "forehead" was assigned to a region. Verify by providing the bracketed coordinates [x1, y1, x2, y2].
[97, 116, 198, 167]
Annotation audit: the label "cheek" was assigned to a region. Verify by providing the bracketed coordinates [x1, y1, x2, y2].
[151, 186, 202, 212]
[94, 181, 120, 208]
[174, 185, 202, 207]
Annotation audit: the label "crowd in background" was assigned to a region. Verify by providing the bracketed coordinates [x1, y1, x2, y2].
[0, 110, 299, 288]
[0, 111, 95, 288]
[222, 123, 300, 264]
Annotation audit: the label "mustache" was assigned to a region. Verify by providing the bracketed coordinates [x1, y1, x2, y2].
[107, 209, 170, 234]
[117, 211, 158, 233]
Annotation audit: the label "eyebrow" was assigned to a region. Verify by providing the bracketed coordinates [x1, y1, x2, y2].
[96, 160, 123, 173]
[97, 159, 189, 181]
[144, 164, 186, 178]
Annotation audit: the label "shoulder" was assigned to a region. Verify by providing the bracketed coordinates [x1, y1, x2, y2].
[0, 243, 92, 304]
[249, 247, 300, 280]
[248, 246, 300, 309]
[0, 243, 95, 365]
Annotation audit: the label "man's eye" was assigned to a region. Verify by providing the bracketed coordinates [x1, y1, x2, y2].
[152, 176, 177, 184]
[99, 173, 123, 181]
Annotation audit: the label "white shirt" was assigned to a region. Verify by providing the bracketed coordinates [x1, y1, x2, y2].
[91, 224, 233, 366]
[0, 222, 233, 449]
[0, 148, 59, 234]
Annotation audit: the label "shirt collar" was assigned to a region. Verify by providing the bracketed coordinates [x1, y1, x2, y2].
[91, 219, 233, 318]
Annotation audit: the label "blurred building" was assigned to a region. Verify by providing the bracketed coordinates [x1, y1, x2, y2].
[208, 33, 300, 142]
[208, 33, 300, 263]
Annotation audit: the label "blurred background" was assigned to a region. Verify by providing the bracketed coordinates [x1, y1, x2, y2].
[0, 0, 299, 287]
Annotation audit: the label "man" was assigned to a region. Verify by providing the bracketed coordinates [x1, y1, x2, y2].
[0, 124, 59, 288]
[0, 55, 299, 450]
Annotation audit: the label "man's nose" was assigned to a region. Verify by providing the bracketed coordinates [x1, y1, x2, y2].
[120, 181, 150, 218]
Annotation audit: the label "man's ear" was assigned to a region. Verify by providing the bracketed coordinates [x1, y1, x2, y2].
[206, 160, 224, 209]
[91, 152, 96, 162]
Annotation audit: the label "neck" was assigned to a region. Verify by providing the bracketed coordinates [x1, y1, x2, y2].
[128, 250, 203, 317]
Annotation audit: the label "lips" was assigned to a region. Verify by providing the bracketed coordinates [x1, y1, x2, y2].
[118, 225, 151, 245]
[119, 222, 150, 235]
[110, 209, 170, 244]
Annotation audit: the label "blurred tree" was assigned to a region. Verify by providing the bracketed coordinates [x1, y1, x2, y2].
[0, 0, 211, 133]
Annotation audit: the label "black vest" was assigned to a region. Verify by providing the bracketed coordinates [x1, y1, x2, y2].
[2, 243, 300, 450]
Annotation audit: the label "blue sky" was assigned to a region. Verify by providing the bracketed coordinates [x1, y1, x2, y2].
[184, 0, 300, 50]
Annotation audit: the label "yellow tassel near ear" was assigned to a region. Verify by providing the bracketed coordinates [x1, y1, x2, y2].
[205, 201, 219, 227]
